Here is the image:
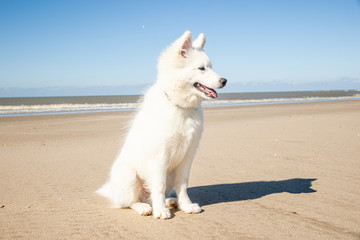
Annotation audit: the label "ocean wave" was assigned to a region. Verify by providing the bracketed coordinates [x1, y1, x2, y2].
[1, 94, 360, 116]
[203, 95, 360, 106]
[0, 103, 139, 115]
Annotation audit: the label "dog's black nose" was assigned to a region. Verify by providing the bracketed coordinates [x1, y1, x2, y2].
[220, 78, 227, 87]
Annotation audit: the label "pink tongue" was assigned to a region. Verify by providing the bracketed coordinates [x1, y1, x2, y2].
[203, 85, 218, 98]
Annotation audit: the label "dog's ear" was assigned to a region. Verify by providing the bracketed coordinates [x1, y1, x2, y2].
[193, 33, 206, 49]
[178, 31, 192, 58]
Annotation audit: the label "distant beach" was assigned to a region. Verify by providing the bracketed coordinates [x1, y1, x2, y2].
[1, 90, 359, 116]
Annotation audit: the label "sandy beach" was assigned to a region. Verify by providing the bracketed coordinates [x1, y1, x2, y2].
[1, 100, 359, 239]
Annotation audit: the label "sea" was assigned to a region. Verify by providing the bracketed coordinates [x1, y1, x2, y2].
[1, 90, 359, 117]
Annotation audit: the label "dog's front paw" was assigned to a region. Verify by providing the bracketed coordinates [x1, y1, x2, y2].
[153, 208, 171, 220]
[180, 203, 202, 214]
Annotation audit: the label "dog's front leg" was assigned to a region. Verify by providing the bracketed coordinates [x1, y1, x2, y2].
[151, 158, 171, 219]
[174, 155, 202, 214]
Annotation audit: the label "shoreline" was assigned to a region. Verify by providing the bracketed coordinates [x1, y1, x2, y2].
[1, 97, 360, 117]
[1, 100, 359, 239]
[0, 99, 358, 120]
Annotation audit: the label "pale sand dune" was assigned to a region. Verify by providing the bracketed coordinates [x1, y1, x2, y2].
[0, 101, 359, 239]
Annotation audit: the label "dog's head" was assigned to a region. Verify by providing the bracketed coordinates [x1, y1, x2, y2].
[157, 31, 227, 102]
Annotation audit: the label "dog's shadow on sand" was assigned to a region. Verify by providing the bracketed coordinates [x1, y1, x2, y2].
[187, 178, 317, 206]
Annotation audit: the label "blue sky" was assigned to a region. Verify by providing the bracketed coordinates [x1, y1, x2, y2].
[1, 0, 360, 96]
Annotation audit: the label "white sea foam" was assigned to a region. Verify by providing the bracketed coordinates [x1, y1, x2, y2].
[203, 95, 360, 107]
[1, 94, 359, 116]
[0, 103, 139, 116]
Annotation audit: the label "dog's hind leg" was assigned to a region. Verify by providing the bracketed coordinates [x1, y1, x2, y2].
[165, 198, 178, 209]
[110, 163, 139, 207]
[130, 202, 153, 216]
[131, 177, 152, 216]
[110, 162, 153, 216]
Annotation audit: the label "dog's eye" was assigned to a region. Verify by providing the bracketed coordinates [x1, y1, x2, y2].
[198, 67, 206, 71]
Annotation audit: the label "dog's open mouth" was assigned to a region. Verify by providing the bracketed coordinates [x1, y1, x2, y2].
[193, 82, 218, 99]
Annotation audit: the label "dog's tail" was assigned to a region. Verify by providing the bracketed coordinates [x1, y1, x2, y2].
[96, 182, 112, 198]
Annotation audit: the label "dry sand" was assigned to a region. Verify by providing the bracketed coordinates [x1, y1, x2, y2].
[0, 101, 359, 239]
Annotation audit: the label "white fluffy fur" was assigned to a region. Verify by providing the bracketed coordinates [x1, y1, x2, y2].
[96, 31, 226, 219]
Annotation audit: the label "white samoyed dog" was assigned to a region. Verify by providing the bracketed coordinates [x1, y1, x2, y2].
[97, 31, 227, 219]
